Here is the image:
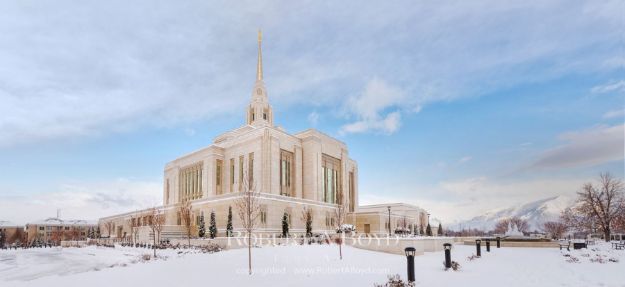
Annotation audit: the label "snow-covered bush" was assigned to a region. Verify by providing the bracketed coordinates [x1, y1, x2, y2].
[374, 274, 415, 287]
[338, 224, 356, 233]
[443, 261, 461, 271]
[394, 227, 411, 236]
[467, 254, 478, 261]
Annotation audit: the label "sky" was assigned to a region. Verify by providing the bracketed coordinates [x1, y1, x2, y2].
[0, 0, 623, 225]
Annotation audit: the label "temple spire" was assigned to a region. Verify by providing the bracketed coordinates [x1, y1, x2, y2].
[256, 29, 263, 81]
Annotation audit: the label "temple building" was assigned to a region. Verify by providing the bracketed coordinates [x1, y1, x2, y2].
[99, 31, 430, 240]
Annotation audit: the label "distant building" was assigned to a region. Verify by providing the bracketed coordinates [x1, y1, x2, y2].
[25, 218, 97, 245]
[0, 221, 25, 246]
[352, 203, 431, 235]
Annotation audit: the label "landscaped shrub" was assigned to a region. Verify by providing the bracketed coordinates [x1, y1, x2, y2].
[209, 211, 217, 239]
[443, 261, 461, 271]
[374, 274, 415, 287]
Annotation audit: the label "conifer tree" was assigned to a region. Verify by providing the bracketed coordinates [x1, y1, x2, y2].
[209, 211, 217, 239]
[226, 206, 233, 237]
[305, 211, 312, 237]
[0, 230, 5, 248]
[198, 213, 206, 238]
[437, 222, 443, 236]
[426, 223, 432, 236]
[281, 212, 289, 237]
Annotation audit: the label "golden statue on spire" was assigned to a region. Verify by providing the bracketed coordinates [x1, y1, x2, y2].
[256, 29, 263, 81]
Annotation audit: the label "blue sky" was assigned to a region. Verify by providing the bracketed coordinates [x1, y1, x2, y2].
[0, 0, 623, 224]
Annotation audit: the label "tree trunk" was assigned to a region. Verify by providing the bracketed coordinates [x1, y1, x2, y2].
[339, 241, 343, 260]
[604, 228, 611, 242]
[248, 232, 252, 275]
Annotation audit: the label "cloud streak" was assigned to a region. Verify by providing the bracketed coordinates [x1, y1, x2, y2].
[531, 124, 624, 169]
[0, 178, 161, 224]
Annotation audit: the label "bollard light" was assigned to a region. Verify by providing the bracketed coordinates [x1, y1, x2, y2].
[475, 239, 481, 257]
[443, 243, 452, 269]
[496, 237, 501, 248]
[404, 247, 416, 282]
[486, 239, 491, 252]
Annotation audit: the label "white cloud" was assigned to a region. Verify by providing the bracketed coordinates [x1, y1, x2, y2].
[0, 178, 161, 225]
[591, 80, 625, 94]
[531, 124, 624, 169]
[307, 111, 319, 126]
[0, 1, 621, 144]
[340, 111, 402, 135]
[603, 109, 625, 119]
[340, 78, 412, 134]
[459, 156, 473, 164]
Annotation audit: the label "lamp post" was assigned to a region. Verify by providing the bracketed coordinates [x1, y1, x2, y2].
[475, 239, 481, 257]
[486, 238, 491, 252]
[387, 206, 391, 237]
[404, 247, 416, 282]
[443, 243, 452, 269]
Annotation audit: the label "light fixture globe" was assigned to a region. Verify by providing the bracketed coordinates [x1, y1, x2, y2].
[404, 247, 416, 257]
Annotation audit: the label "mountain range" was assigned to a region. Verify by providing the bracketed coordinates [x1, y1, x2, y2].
[452, 195, 575, 232]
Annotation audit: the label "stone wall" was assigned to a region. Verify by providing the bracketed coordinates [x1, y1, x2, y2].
[347, 237, 456, 256]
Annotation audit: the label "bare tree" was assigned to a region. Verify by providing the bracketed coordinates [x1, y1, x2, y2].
[300, 206, 313, 238]
[50, 229, 63, 246]
[178, 201, 193, 246]
[574, 173, 624, 241]
[560, 206, 593, 236]
[333, 188, 347, 260]
[543, 221, 567, 239]
[148, 207, 165, 257]
[154, 210, 165, 247]
[104, 221, 114, 238]
[128, 214, 139, 246]
[234, 170, 260, 275]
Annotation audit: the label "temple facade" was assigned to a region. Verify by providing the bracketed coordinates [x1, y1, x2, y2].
[99, 31, 359, 239]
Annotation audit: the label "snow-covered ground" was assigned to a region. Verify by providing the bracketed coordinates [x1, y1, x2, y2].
[1, 242, 624, 286]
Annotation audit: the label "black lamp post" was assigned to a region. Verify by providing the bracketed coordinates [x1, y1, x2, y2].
[486, 239, 491, 252]
[387, 206, 391, 237]
[443, 243, 452, 269]
[404, 247, 416, 282]
[475, 239, 481, 257]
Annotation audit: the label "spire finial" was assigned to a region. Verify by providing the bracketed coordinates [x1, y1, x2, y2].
[256, 29, 263, 81]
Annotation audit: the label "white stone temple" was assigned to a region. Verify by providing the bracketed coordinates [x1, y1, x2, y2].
[98, 31, 430, 241]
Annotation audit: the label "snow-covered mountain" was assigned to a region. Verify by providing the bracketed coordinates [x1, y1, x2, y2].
[452, 195, 575, 232]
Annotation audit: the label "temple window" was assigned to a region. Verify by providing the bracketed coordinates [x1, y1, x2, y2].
[215, 160, 222, 195]
[230, 158, 235, 193]
[239, 156, 244, 191]
[280, 150, 293, 196]
[179, 162, 203, 202]
[248, 152, 254, 184]
[322, 154, 341, 204]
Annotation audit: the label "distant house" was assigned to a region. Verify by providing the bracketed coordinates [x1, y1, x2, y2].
[0, 221, 25, 246]
[25, 218, 97, 245]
